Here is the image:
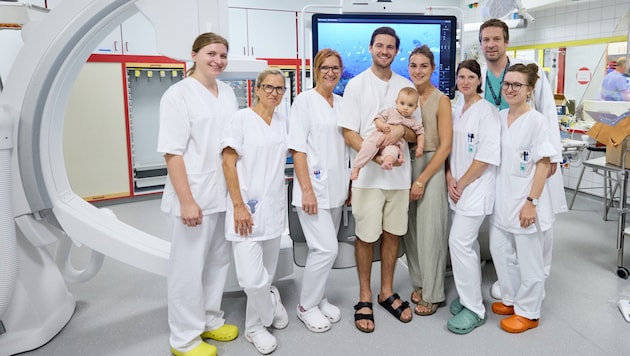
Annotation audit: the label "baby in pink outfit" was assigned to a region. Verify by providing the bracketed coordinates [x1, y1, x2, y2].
[351, 87, 424, 180]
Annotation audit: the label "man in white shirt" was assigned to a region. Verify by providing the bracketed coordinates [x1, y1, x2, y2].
[339, 26, 418, 333]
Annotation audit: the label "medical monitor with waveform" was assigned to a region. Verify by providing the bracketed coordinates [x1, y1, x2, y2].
[312, 13, 457, 98]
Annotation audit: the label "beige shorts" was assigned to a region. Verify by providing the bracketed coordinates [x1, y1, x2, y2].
[351, 187, 409, 243]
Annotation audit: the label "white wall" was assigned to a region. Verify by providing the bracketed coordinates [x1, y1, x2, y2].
[229, 0, 461, 12]
[2, 0, 628, 90]
[0, 30, 22, 89]
[460, 0, 630, 56]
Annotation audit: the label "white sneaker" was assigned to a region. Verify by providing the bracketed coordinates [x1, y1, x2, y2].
[318, 299, 341, 323]
[245, 328, 277, 355]
[490, 280, 501, 300]
[270, 285, 288, 329]
[297, 305, 331, 333]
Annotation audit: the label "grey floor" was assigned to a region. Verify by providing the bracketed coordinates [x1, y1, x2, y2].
[16, 191, 630, 356]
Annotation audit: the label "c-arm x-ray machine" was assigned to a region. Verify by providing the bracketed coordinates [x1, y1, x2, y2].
[0, 1, 270, 354]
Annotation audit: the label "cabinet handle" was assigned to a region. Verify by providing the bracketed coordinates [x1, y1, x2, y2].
[251, 47, 254, 56]
[114, 40, 118, 52]
[243, 46, 246, 56]
[125, 42, 129, 53]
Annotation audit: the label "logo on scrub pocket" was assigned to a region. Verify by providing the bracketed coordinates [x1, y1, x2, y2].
[520, 150, 530, 171]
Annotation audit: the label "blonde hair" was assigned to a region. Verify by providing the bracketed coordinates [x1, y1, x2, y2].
[399, 87, 419, 101]
[253, 67, 285, 104]
[187, 32, 229, 76]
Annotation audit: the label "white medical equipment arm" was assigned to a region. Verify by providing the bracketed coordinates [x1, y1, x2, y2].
[7, 0, 171, 277]
[0, 0, 177, 353]
[0, 106, 17, 335]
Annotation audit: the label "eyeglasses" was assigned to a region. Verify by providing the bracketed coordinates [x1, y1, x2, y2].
[320, 65, 341, 73]
[260, 84, 286, 95]
[501, 81, 527, 91]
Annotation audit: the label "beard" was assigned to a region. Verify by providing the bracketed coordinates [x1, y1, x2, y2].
[372, 55, 394, 70]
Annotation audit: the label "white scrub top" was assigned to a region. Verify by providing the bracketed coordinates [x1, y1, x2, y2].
[477, 58, 567, 215]
[338, 69, 416, 190]
[221, 108, 288, 241]
[449, 99, 501, 216]
[288, 89, 349, 209]
[157, 77, 238, 216]
[492, 109, 557, 234]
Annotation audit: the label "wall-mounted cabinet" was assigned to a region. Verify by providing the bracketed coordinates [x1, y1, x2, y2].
[228, 8, 297, 59]
[64, 54, 184, 202]
[94, 12, 157, 55]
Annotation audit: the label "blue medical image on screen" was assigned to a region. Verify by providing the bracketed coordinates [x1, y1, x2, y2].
[312, 14, 457, 98]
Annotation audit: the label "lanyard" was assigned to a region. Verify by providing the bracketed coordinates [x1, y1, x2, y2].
[486, 59, 510, 107]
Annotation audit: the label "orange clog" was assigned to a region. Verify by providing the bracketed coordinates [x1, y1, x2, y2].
[491, 302, 514, 315]
[500, 315, 539, 333]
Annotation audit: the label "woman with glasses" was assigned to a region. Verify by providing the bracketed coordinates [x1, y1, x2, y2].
[446, 59, 501, 335]
[287, 49, 349, 333]
[221, 67, 289, 354]
[489, 63, 556, 334]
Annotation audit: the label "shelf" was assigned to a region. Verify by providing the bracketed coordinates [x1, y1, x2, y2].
[0, 3, 49, 30]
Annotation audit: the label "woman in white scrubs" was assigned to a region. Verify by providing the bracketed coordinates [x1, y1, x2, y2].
[490, 63, 556, 333]
[221, 67, 289, 355]
[446, 59, 500, 335]
[158, 33, 239, 356]
[288, 49, 349, 333]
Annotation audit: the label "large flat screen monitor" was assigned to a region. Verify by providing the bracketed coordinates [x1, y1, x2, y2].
[312, 13, 457, 98]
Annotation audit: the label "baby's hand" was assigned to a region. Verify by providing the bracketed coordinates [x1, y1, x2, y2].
[380, 124, 392, 134]
[374, 119, 388, 132]
[415, 146, 424, 158]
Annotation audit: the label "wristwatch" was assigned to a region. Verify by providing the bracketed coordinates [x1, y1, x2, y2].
[526, 196, 539, 207]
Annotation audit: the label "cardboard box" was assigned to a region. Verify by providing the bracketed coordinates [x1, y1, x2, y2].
[584, 100, 630, 167]
[587, 118, 630, 167]
[606, 136, 630, 168]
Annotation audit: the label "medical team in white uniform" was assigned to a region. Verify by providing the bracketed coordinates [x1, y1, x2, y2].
[158, 19, 564, 356]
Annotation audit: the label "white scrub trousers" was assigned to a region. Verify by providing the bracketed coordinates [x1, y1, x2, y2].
[490, 224, 545, 320]
[168, 212, 231, 351]
[232, 237, 281, 332]
[297, 207, 341, 310]
[449, 213, 486, 318]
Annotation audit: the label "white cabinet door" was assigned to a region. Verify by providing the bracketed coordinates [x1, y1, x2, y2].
[247, 9, 296, 59]
[92, 13, 156, 55]
[120, 12, 157, 55]
[64, 62, 131, 201]
[94, 25, 123, 54]
[228, 8, 250, 56]
[228, 8, 297, 59]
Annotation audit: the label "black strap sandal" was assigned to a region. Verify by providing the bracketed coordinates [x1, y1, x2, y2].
[378, 293, 412, 323]
[353, 301, 374, 333]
